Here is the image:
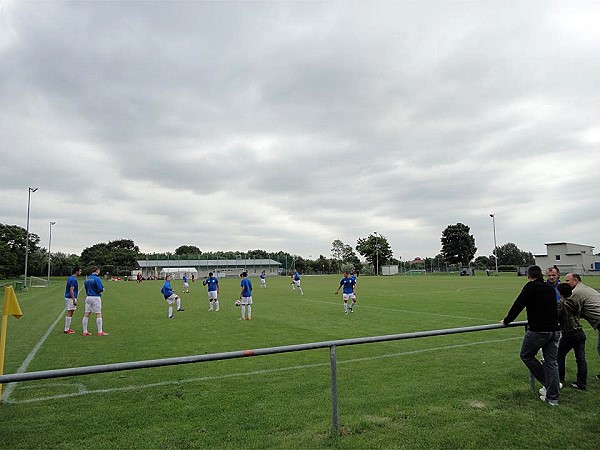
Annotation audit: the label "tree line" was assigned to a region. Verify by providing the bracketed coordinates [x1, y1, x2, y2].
[1, 222, 538, 279]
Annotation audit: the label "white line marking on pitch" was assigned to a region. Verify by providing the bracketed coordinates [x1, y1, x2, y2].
[1, 308, 67, 403]
[308, 299, 494, 322]
[6, 336, 521, 404]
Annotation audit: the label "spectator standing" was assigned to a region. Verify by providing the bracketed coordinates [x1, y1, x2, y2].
[565, 273, 600, 381]
[502, 265, 560, 406]
[556, 283, 587, 390]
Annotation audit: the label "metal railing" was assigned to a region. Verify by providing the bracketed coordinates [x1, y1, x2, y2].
[0, 321, 527, 431]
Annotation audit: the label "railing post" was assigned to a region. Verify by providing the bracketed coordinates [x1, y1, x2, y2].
[330, 345, 339, 434]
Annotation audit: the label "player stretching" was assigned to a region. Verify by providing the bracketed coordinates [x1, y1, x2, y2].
[161, 274, 185, 318]
[203, 272, 220, 311]
[239, 272, 253, 320]
[292, 270, 304, 295]
[335, 271, 356, 314]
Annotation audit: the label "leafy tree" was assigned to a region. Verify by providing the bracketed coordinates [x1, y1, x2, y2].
[440, 223, 477, 266]
[473, 255, 492, 270]
[175, 245, 201, 255]
[48, 252, 80, 276]
[342, 244, 361, 268]
[495, 243, 534, 266]
[80, 239, 139, 275]
[330, 239, 345, 270]
[0, 223, 41, 278]
[356, 233, 393, 274]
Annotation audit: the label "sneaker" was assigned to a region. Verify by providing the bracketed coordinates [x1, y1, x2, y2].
[539, 383, 563, 396]
[82, 331, 92, 336]
[208, 308, 213, 311]
[215, 308, 219, 311]
[345, 311, 348, 315]
[248, 317, 251, 320]
[64, 329, 75, 334]
[177, 308, 185, 311]
[169, 315, 174, 319]
[97, 331, 109, 336]
[596, 374, 600, 381]
[349, 307, 353, 313]
[540, 395, 558, 406]
[570, 383, 586, 390]
[239, 317, 245, 320]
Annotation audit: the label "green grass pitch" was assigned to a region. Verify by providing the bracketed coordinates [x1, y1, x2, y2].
[0, 274, 598, 449]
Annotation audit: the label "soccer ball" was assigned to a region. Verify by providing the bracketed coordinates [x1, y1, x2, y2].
[235, 300, 241, 306]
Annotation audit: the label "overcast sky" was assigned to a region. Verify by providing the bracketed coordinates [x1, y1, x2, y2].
[1, 0, 599, 261]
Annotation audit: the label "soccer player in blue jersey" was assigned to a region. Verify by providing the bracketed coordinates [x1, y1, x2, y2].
[335, 271, 356, 314]
[82, 266, 108, 336]
[239, 272, 253, 320]
[63, 267, 81, 334]
[182, 272, 190, 293]
[203, 272, 220, 311]
[161, 274, 184, 318]
[260, 270, 267, 288]
[292, 270, 304, 295]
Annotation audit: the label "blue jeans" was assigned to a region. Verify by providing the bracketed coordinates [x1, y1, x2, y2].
[557, 332, 587, 388]
[520, 330, 561, 402]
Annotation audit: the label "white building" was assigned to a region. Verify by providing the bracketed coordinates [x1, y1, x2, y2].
[136, 258, 281, 279]
[534, 242, 600, 275]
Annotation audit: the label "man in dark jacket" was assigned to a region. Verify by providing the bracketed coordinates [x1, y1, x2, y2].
[502, 265, 561, 405]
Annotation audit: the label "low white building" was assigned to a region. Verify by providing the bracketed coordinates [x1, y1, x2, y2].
[534, 242, 600, 275]
[136, 258, 281, 279]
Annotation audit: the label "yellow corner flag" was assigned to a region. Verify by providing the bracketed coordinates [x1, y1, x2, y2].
[3, 285, 23, 319]
[1, 285, 24, 400]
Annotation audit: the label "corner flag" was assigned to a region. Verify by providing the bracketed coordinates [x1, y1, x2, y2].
[1, 285, 24, 400]
[3, 285, 23, 319]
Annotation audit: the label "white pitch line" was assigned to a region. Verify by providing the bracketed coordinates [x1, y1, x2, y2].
[6, 336, 521, 404]
[308, 298, 495, 322]
[1, 308, 67, 403]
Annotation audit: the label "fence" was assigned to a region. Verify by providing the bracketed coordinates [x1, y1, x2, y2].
[0, 321, 528, 432]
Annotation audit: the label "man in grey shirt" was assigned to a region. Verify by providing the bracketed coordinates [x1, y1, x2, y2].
[565, 273, 600, 381]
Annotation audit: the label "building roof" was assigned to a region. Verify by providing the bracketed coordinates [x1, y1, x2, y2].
[136, 258, 281, 268]
[544, 242, 594, 249]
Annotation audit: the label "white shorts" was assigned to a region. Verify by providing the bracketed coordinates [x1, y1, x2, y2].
[342, 293, 356, 301]
[65, 297, 77, 311]
[294, 280, 301, 287]
[207, 291, 218, 300]
[183, 282, 189, 288]
[85, 296, 102, 314]
[165, 294, 179, 306]
[260, 279, 266, 285]
[241, 296, 253, 305]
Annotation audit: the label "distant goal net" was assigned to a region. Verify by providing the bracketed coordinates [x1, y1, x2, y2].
[29, 276, 49, 288]
[405, 269, 426, 276]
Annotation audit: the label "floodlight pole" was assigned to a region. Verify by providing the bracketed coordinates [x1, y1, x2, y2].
[24, 187, 38, 289]
[47, 221, 56, 283]
[490, 214, 499, 275]
[374, 231, 379, 276]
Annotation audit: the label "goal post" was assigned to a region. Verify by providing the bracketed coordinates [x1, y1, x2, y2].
[405, 269, 426, 276]
[29, 276, 49, 288]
